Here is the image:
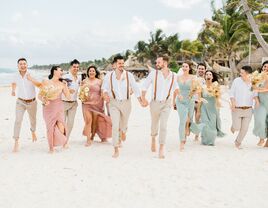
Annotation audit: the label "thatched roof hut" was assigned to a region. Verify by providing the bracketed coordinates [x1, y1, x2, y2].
[237, 48, 268, 70]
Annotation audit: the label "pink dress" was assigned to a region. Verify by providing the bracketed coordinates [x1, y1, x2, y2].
[43, 95, 67, 149]
[82, 81, 112, 140]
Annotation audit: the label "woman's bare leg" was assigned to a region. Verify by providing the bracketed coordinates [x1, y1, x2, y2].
[90, 113, 98, 141]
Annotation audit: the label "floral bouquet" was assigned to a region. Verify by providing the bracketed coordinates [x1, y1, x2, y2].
[39, 85, 59, 101]
[250, 71, 265, 91]
[206, 81, 221, 107]
[79, 86, 90, 102]
[189, 79, 202, 98]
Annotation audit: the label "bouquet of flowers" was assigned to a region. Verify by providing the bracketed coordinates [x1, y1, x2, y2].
[39, 85, 59, 101]
[189, 79, 202, 98]
[206, 81, 221, 107]
[79, 86, 90, 102]
[250, 71, 265, 90]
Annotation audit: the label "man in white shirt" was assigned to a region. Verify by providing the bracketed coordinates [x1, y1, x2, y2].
[11, 58, 40, 152]
[230, 65, 259, 149]
[141, 55, 179, 159]
[62, 59, 81, 142]
[102, 55, 144, 158]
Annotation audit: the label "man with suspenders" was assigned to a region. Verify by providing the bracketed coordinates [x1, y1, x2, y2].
[142, 55, 179, 159]
[102, 55, 144, 158]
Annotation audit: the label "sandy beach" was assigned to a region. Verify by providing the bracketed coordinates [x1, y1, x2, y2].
[0, 85, 267, 208]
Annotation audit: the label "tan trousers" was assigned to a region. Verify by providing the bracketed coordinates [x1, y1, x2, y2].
[13, 99, 37, 140]
[63, 101, 78, 139]
[150, 100, 171, 144]
[231, 108, 252, 145]
[109, 99, 131, 147]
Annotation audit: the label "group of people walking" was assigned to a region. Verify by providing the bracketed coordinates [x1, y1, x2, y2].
[10, 56, 268, 158]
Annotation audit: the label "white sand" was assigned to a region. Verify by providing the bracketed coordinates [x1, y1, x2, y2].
[0, 86, 267, 208]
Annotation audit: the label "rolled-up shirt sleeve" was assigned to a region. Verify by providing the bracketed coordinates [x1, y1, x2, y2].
[142, 71, 154, 91]
[129, 73, 141, 98]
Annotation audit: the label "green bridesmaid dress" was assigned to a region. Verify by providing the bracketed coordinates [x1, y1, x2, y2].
[200, 90, 224, 145]
[176, 79, 199, 141]
[253, 83, 268, 139]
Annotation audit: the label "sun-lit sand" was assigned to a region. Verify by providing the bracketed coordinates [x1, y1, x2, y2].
[0, 85, 267, 208]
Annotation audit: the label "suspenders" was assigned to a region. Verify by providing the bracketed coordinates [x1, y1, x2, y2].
[110, 71, 129, 100]
[153, 70, 174, 101]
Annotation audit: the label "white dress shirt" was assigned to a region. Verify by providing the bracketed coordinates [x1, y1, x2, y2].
[142, 70, 179, 101]
[12, 72, 36, 100]
[62, 73, 81, 101]
[102, 70, 141, 100]
[230, 77, 257, 107]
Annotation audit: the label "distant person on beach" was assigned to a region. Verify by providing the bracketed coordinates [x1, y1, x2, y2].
[11, 58, 41, 152]
[80, 65, 112, 146]
[194, 63, 206, 141]
[102, 55, 145, 158]
[39, 66, 71, 153]
[142, 55, 179, 159]
[253, 61, 268, 147]
[62, 59, 81, 144]
[230, 65, 259, 149]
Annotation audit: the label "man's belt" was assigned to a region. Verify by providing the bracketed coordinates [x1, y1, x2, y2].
[18, 98, 36, 103]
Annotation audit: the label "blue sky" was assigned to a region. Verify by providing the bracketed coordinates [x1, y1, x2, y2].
[0, 0, 222, 67]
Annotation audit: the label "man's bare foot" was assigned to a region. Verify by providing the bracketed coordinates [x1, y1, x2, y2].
[159, 144, 165, 159]
[179, 141, 185, 152]
[63, 143, 69, 149]
[121, 131, 126, 142]
[112, 147, 119, 158]
[85, 139, 92, 147]
[235, 142, 242, 149]
[230, 127, 235, 134]
[257, 139, 265, 146]
[13, 140, 19, 152]
[32, 132, 37, 142]
[194, 135, 199, 142]
[48, 148, 54, 154]
[151, 137, 156, 152]
[264, 139, 268, 147]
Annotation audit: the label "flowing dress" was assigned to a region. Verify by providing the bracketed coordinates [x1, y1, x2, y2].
[253, 83, 268, 139]
[82, 81, 112, 140]
[176, 79, 199, 141]
[200, 90, 224, 145]
[43, 95, 67, 149]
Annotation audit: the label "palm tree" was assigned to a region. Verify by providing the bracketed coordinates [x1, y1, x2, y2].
[227, 0, 268, 54]
[198, 6, 251, 80]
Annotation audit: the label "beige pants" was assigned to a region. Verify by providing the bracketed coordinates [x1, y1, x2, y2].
[109, 99, 131, 147]
[13, 99, 37, 140]
[150, 100, 171, 144]
[63, 101, 78, 139]
[231, 108, 252, 145]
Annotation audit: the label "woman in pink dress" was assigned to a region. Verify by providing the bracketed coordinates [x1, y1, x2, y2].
[80, 65, 112, 146]
[39, 66, 71, 153]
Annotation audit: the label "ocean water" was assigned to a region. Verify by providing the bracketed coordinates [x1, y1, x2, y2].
[0, 68, 49, 86]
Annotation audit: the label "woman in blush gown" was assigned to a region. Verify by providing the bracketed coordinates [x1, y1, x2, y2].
[80, 65, 112, 146]
[39, 66, 71, 153]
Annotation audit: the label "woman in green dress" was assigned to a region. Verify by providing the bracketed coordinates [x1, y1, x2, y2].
[174, 61, 200, 151]
[253, 61, 268, 147]
[200, 70, 224, 146]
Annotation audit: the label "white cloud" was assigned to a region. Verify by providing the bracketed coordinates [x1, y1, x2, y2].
[159, 0, 205, 9]
[11, 13, 23, 23]
[153, 19, 202, 39]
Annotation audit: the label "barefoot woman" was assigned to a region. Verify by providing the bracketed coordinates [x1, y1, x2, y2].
[39, 66, 71, 153]
[80, 65, 112, 146]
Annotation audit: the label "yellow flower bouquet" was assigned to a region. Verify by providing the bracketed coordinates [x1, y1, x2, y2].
[250, 71, 265, 90]
[79, 86, 90, 102]
[39, 85, 59, 101]
[189, 79, 202, 98]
